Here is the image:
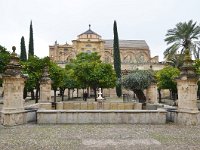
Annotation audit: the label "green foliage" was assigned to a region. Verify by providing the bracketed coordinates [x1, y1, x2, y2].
[166, 54, 184, 69]
[70, 52, 116, 100]
[20, 36, 27, 61]
[0, 45, 10, 86]
[122, 70, 154, 91]
[0, 45, 10, 74]
[22, 56, 50, 92]
[72, 52, 116, 89]
[194, 59, 200, 75]
[28, 21, 34, 58]
[164, 20, 200, 60]
[156, 66, 180, 92]
[49, 63, 65, 91]
[113, 20, 122, 97]
[122, 70, 154, 102]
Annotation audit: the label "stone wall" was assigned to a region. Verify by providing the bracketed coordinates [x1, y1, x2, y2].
[56, 102, 142, 110]
[37, 110, 167, 124]
[1, 110, 36, 126]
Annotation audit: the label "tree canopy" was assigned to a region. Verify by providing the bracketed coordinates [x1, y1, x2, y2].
[28, 21, 34, 58]
[22, 56, 50, 102]
[71, 52, 116, 100]
[113, 20, 122, 97]
[20, 36, 27, 61]
[0, 45, 10, 74]
[122, 70, 154, 103]
[0, 45, 10, 86]
[164, 20, 200, 60]
[155, 66, 180, 92]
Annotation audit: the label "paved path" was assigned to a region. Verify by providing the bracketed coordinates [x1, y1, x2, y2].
[0, 123, 200, 150]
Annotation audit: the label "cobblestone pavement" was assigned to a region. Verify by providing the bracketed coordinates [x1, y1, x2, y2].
[0, 123, 200, 150]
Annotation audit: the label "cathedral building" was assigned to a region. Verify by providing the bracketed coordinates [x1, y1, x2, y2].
[49, 25, 164, 72]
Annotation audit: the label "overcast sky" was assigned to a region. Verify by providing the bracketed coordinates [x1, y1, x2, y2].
[1, 0, 200, 61]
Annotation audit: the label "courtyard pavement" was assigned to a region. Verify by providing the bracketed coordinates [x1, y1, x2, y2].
[0, 123, 200, 150]
[1, 97, 200, 149]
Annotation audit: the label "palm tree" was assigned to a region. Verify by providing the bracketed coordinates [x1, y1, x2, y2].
[164, 20, 200, 60]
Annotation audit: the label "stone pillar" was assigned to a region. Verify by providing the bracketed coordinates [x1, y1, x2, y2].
[40, 66, 51, 102]
[1, 46, 27, 126]
[176, 79, 198, 112]
[146, 83, 158, 104]
[176, 49, 200, 125]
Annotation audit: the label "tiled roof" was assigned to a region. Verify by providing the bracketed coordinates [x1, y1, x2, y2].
[79, 29, 100, 37]
[104, 40, 149, 49]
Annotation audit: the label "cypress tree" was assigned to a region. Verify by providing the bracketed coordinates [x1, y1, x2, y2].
[113, 20, 122, 97]
[20, 36, 27, 61]
[28, 21, 34, 59]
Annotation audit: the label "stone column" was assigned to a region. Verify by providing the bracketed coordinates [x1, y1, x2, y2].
[176, 49, 199, 125]
[146, 83, 158, 104]
[40, 66, 51, 102]
[1, 46, 27, 126]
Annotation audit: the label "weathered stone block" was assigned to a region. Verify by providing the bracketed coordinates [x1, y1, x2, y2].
[110, 103, 118, 110]
[117, 103, 124, 110]
[63, 102, 74, 110]
[134, 103, 142, 110]
[39, 103, 52, 110]
[1, 111, 27, 126]
[87, 103, 94, 110]
[80, 103, 87, 110]
[73, 103, 81, 110]
[176, 112, 200, 125]
[103, 103, 110, 110]
[124, 103, 133, 110]
[56, 102, 63, 110]
[93, 102, 98, 110]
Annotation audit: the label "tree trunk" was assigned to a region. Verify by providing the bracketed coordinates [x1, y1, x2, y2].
[68, 89, 70, 100]
[77, 88, 79, 98]
[35, 84, 40, 103]
[31, 89, 35, 100]
[169, 90, 172, 100]
[198, 88, 200, 100]
[23, 87, 27, 99]
[72, 89, 74, 99]
[133, 89, 146, 103]
[61, 89, 65, 101]
[54, 89, 56, 103]
[158, 89, 161, 103]
[35, 87, 39, 103]
[94, 87, 97, 101]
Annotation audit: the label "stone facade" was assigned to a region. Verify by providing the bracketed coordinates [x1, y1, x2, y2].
[49, 25, 164, 71]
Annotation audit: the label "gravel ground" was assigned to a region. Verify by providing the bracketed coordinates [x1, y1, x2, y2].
[0, 123, 200, 150]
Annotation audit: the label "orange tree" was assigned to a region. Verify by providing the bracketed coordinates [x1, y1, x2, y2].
[71, 52, 116, 101]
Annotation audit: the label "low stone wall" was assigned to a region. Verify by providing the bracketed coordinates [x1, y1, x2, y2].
[25, 103, 51, 110]
[56, 102, 142, 110]
[1, 110, 37, 126]
[37, 110, 167, 124]
[166, 110, 200, 125]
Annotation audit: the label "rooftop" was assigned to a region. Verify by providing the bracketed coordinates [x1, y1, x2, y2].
[78, 24, 101, 37]
[104, 40, 149, 49]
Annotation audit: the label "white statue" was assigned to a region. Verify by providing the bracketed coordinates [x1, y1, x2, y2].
[97, 88, 104, 101]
